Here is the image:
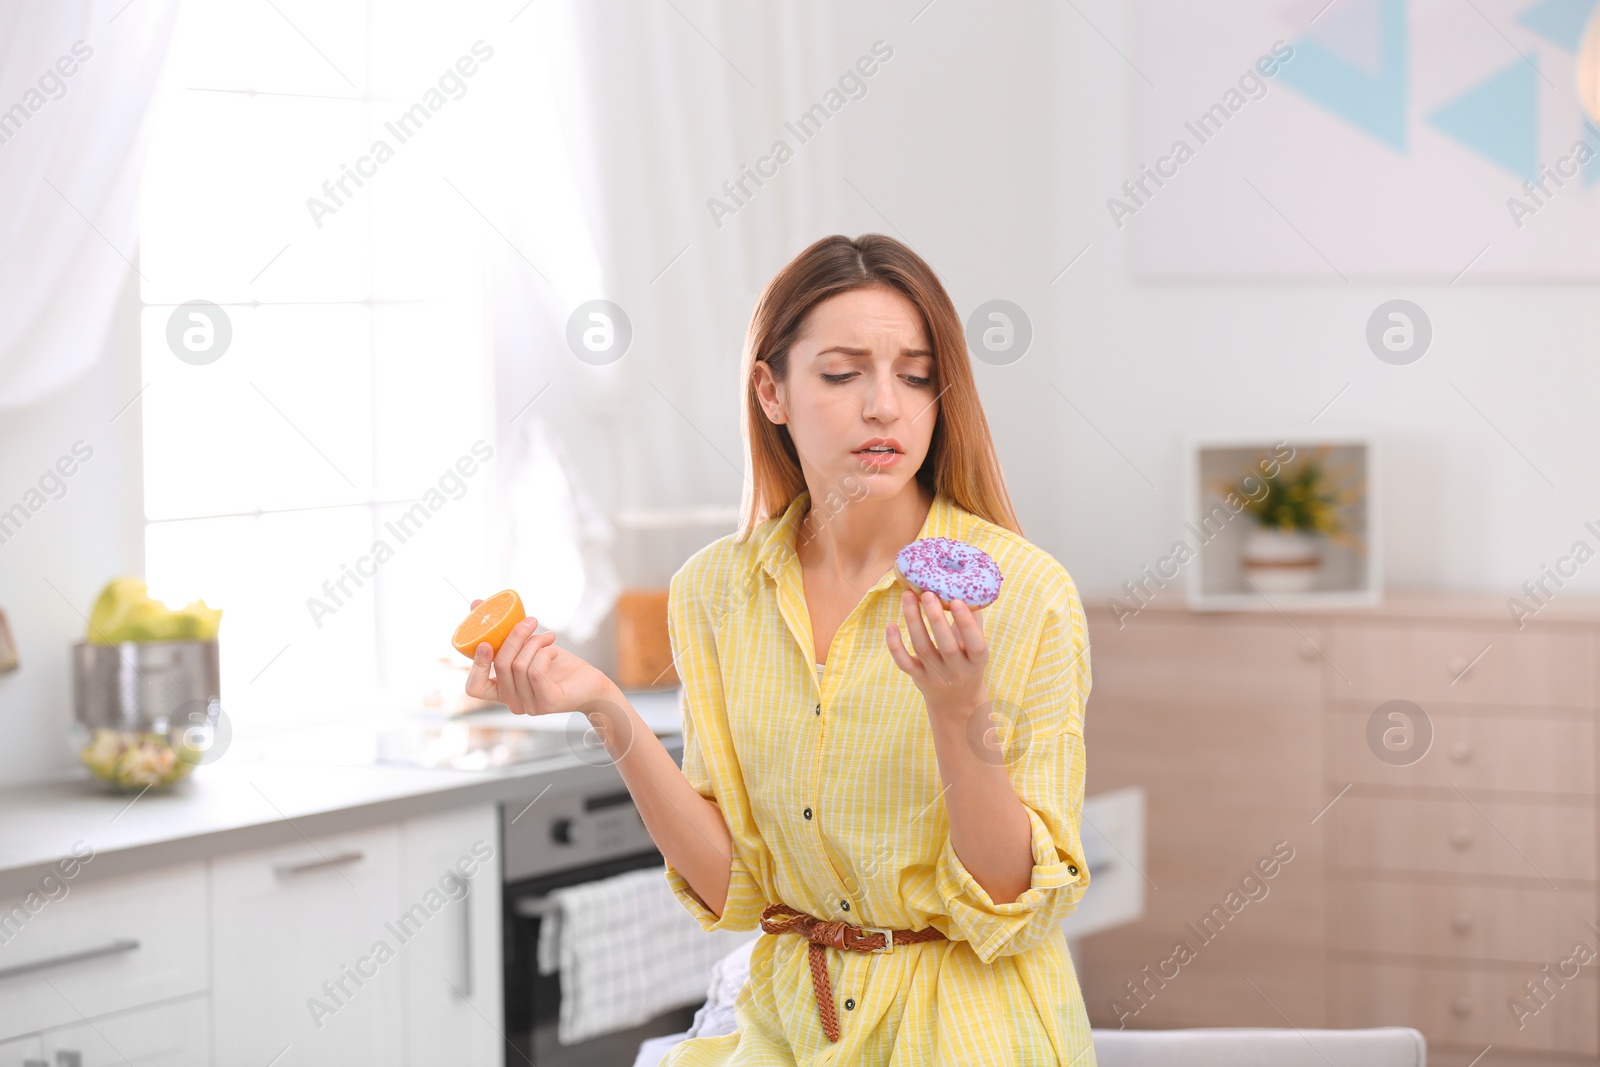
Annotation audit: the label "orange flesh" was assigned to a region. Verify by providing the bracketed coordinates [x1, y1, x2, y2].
[451, 589, 526, 659]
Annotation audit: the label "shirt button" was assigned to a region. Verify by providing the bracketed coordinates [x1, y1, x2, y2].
[840, 900, 850, 911]
[803, 807, 812, 820]
[814, 703, 821, 716]
[844, 997, 856, 1011]
[1068, 864, 1079, 876]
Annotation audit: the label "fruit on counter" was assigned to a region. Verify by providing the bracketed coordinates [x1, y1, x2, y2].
[79, 728, 198, 789]
[87, 576, 222, 644]
[451, 589, 526, 659]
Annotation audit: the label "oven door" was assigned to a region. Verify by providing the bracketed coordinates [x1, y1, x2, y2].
[503, 849, 701, 1066]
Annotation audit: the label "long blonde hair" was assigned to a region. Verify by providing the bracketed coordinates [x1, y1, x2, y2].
[736, 233, 1020, 540]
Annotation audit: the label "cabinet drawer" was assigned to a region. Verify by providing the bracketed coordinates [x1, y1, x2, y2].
[1330, 708, 1595, 794]
[1329, 796, 1594, 881]
[1333, 959, 1598, 1055]
[40, 994, 209, 1066]
[1330, 877, 1598, 964]
[0, 862, 208, 1042]
[1082, 614, 1323, 711]
[1328, 624, 1593, 708]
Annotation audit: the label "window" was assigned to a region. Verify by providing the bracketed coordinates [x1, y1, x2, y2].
[137, 1, 517, 735]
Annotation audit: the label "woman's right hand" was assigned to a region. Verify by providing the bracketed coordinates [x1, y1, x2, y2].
[463, 600, 616, 717]
[460, 598, 718, 904]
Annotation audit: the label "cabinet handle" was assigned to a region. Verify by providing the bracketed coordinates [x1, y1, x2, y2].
[0, 938, 140, 982]
[458, 873, 474, 999]
[1450, 912, 1474, 935]
[1448, 740, 1473, 764]
[274, 850, 365, 878]
[1451, 996, 1472, 1018]
[1449, 826, 1474, 850]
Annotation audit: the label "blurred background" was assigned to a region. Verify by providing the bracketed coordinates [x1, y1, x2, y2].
[2, 0, 1599, 1064]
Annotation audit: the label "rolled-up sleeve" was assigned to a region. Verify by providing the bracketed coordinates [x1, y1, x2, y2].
[935, 580, 1092, 964]
[661, 562, 770, 933]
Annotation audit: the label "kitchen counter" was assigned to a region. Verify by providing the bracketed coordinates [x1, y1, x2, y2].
[0, 699, 684, 898]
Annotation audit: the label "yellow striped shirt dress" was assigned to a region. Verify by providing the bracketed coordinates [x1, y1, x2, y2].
[659, 490, 1097, 1067]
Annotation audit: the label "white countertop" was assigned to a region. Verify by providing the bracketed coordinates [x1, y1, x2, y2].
[0, 694, 684, 896]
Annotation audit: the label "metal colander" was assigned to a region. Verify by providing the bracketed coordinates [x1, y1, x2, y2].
[72, 640, 221, 734]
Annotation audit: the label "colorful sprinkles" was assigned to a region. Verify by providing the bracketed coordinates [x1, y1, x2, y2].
[894, 537, 1003, 608]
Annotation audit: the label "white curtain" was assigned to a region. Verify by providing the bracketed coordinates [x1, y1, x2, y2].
[0, 0, 179, 411]
[505, 414, 622, 643]
[504, 1, 853, 518]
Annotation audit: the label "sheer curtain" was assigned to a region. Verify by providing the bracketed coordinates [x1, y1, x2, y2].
[0, 0, 179, 411]
[501, 1, 853, 528]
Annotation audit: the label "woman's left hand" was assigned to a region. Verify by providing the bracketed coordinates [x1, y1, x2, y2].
[886, 588, 988, 719]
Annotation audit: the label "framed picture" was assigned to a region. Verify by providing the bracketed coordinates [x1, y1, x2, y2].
[0, 607, 16, 672]
[1184, 433, 1380, 610]
[1129, 0, 1600, 282]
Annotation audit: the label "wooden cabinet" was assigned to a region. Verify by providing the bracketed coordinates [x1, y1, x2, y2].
[1078, 590, 1600, 1067]
[1328, 704, 1595, 793]
[1323, 615, 1600, 1064]
[1329, 878, 1596, 963]
[1331, 960, 1598, 1057]
[1076, 613, 1327, 1029]
[1328, 794, 1594, 880]
[1327, 622, 1594, 708]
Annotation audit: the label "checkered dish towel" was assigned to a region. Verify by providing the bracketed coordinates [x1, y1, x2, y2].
[536, 865, 757, 1045]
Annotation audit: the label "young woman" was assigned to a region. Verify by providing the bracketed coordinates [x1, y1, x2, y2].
[466, 234, 1095, 1065]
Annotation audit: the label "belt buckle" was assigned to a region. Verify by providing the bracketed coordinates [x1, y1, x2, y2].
[862, 926, 893, 953]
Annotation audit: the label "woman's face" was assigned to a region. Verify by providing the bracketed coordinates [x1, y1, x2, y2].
[755, 285, 939, 504]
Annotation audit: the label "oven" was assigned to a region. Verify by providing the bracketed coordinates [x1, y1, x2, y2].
[501, 754, 700, 1066]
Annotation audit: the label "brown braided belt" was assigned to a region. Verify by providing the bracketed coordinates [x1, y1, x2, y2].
[759, 901, 947, 1043]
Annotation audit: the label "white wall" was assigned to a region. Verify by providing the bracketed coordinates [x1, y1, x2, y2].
[1029, 0, 1600, 612]
[0, 272, 142, 784]
[820, 0, 1600, 613]
[4, 0, 1595, 783]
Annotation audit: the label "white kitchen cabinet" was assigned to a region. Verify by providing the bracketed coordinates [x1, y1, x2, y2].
[211, 824, 406, 1065]
[0, 1034, 42, 1067]
[39, 994, 210, 1066]
[398, 805, 502, 1067]
[0, 862, 208, 1042]
[0, 800, 507, 1066]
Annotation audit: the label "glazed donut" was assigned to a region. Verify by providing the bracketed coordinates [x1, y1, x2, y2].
[894, 537, 1004, 609]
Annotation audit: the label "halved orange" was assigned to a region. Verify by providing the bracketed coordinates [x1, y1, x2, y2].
[452, 590, 526, 659]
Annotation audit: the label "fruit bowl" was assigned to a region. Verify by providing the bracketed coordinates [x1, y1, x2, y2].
[76, 728, 199, 789]
[71, 640, 222, 791]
